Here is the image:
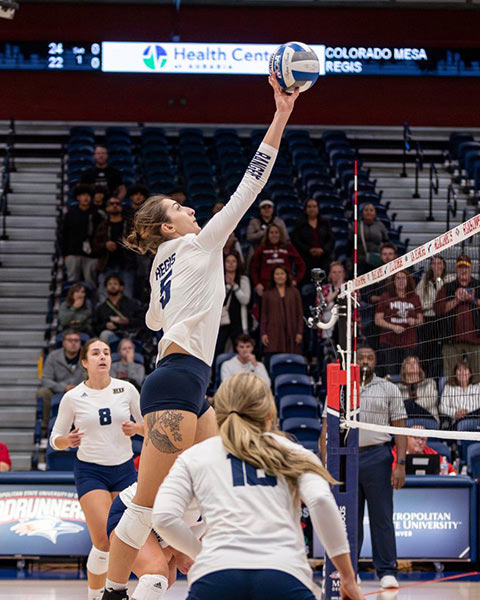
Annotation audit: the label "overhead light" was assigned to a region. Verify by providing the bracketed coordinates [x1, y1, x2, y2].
[0, 0, 19, 20]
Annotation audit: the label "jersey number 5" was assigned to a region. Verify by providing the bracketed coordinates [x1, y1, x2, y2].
[227, 454, 277, 487]
[98, 408, 112, 426]
[159, 271, 172, 309]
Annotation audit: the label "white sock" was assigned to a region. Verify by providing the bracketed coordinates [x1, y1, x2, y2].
[132, 574, 168, 599]
[88, 587, 105, 600]
[105, 578, 128, 592]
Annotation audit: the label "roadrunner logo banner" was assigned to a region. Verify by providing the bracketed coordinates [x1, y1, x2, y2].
[0, 485, 91, 556]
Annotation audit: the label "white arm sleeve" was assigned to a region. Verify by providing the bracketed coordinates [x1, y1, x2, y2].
[194, 143, 278, 252]
[49, 394, 75, 450]
[145, 286, 162, 332]
[152, 455, 202, 559]
[298, 472, 350, 559]
[128, 384, 143, 425]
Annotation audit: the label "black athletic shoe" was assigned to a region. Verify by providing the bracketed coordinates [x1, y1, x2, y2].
[101, 589, 129, 600]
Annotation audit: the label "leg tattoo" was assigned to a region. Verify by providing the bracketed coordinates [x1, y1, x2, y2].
[145, 411, 184, 453]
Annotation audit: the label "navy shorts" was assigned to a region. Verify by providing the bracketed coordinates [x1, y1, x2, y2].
[187, 569, 315, 600]
[140, 353, 211, 418]
[106, 495, 127, 537]
[73, 457, 137, 499]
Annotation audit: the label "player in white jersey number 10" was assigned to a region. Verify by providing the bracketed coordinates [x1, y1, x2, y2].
[153, 373, 365, 600]
[102, 76, 300, 600]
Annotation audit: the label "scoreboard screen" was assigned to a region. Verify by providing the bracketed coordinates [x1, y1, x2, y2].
[0, 42, 101, 71]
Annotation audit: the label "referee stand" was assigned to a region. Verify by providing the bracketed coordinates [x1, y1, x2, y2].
[322, 362, 360, 600]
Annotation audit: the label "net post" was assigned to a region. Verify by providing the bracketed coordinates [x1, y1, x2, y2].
[322, 363, 359, 600]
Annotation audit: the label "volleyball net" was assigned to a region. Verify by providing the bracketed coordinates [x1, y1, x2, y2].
[342, 212, 480, 442]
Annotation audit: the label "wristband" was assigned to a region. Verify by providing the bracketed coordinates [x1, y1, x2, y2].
[397, 459, 406, 466]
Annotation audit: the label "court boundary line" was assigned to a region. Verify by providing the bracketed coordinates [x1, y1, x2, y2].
[364, 571, 480, 596]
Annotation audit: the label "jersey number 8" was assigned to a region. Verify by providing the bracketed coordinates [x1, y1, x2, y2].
[99, 408, 112, 426]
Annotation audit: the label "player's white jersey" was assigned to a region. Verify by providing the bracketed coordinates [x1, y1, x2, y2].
[50, 378, 142, 466]
[145, 142, 277, 366]
[153, 434, 350, 591]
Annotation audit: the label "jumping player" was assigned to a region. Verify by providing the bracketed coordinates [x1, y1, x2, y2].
[50, 338, 143, 600]
[102, 75, 299, 600]
[152, 373, 365, 600]
[106, 481, 204, 599]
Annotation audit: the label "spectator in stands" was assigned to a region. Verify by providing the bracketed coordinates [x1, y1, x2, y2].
[364, 242, 398, 305]
[124, 184, 152, 302]
[0, 442, 11, 471]
[97, 197, 135, 298]
[94, 275, 143, 342]
[216, 252, 251, 355]
[212, 201, 225, 215]
[319, 345, 407, 589]
[434, 254, 480, 378]
[170, 187, 187, 206]
[416, 256, 454, 377]
[37, 330, 83, 437]
[375, 270, 423, 376]
[81, 145, 126, 200]
[358, 203, 390, 273]
[319, 261, 346, 341]
[392, 426, 456, 474]
[250, 223, 305, 297]
[397, 356, 439, 423]
[110, 338, 145, 390]
[291, 198, 334, 280]
[439, 361, 480, 424]
[58, 283, 92, 334]
[62, 184, 105, 288]
[261, 265, 303, 358]
[92, 184, 109, 217]
[246, 198, 289, 247]
[223, 230, 244, 262]
[127, 183, 149, 212]
[220, 334, 270, 385]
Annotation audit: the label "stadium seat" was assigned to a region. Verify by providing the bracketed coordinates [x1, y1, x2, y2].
[456, 418, 480, 460]
[214, 352, 236, 390]
[46, 446, 77, 471]
[50, 393, 65, 419]
[269, 353, 308, 380]
[426, 440, 452, 462]
[279, 395, 319, 422]
[281, 417, 322, 444]
[467, 443, 480, 478]
[274, 374, 314, 403]
[406, 417, 439, 430]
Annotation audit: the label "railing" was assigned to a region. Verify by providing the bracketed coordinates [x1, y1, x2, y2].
[0, 118, 15, 242]
[426, 161, 439, 222]
[401, 121, 423, 199]
[446, 183, 457, 231]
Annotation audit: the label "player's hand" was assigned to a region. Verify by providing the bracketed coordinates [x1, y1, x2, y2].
[340, 579, 366, 599]
[391, 464, 406, 490]
[269, 73, 299, 114]
[169, 548, 194, 574]
[67, 427, 83, 448]
[121, 421, 137, 437]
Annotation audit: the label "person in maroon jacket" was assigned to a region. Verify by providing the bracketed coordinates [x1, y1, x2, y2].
[250, 223, 305, 297]
[0, 442, 11, 471]
[375, 270, 423, 376]
[261, 265, 304, 359]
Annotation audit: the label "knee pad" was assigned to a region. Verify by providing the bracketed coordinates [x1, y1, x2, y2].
[114, 503, 152, 550]
[132, 574, 168, 600]
[86, 545, 109, 575]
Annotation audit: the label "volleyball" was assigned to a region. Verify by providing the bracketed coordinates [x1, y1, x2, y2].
[269, 41, 320, 93]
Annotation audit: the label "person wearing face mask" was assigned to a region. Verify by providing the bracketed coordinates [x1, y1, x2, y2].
[319, 346, 407, 590]
[50, 338, 143, 600]
[357, 203, 389, 273]
[62, 184, 105, 287]
[434, 254, 480, 378]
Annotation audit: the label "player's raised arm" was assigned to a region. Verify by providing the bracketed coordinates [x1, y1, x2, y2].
[194, 76, 299, 252]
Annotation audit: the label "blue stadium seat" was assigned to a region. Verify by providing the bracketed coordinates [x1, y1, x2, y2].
[279, 395, 319, 422]
[456, 418, 480, 460]
[46, 446, 77, 471]
[426, 440, 452, 462]
[214, 352, 236, 390]
[467, 443, 480, 477]
[406, 417, 439, 430]
[274, 374, 314, 403]
[269, 353, 308, 380]
[50, 393, 65, 419]
[281, 417, 322, 444]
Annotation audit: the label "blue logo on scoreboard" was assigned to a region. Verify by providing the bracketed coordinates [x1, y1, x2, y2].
[142, 45, 167, 70]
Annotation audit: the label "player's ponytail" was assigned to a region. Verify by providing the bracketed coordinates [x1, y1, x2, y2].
[124, 195, 172, 254]
[215, 373, 337, 504]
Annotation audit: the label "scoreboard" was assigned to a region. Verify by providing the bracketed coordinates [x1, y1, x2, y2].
[0, 42, 101, 71]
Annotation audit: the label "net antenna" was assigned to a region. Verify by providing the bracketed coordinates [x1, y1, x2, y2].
[340, 210, 480, 442]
